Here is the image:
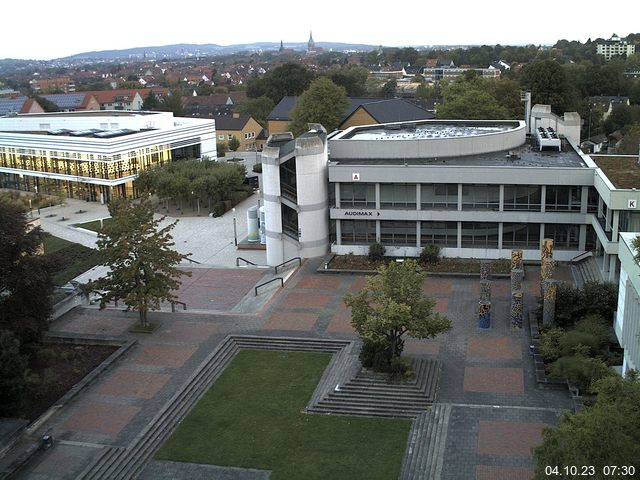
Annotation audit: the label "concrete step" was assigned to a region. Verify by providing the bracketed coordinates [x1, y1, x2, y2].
[311, 405, 424, 419]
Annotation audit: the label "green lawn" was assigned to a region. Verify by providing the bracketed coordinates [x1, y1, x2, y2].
[156, 350, 411, 480]
[43, 235, 102, 285]
[74, 218, 112, 232]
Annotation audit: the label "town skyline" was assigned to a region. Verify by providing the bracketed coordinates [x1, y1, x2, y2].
[2, 0, 638, 60]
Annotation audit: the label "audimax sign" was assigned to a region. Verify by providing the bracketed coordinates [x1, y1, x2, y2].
[344, 211, 381, 217]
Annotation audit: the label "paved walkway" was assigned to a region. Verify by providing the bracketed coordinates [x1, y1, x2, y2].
[12, 259, 573, 480]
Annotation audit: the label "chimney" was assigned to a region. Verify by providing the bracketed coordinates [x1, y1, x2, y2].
[233, 113, 240, 119]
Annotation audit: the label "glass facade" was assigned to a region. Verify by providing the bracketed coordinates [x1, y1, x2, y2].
[279, 158, 297, 202]
[380, 221, 416, 245]
[421, 184, 458, 210]
[503, 185, 541, 211]
[281, 204, 298, 239]
[544, 223, 579, 249]
[380, 184, 416, 209]
[420, 221, 458, 247]
[461, 222, 499, 248]
[502, 223, 540, 248]
[341, 220, 376, 245]
[340, 183, 376, 208]
[462, 185, 500, 210]
[545, 185, 581, 211]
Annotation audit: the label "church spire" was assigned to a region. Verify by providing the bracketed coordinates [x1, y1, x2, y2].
[307, 31, 316, 53]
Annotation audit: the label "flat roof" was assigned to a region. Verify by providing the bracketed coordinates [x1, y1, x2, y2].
[344, 121, 518, 140]
[330, 138, 587, 168]
[6, 110, 159, 118]
[591, 155, 640, 189]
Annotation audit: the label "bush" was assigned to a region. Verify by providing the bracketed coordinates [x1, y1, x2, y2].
[581, 281, 618, 323]
[558, 330, 602, 357]
[216, 142, 228, 158]
[539, 327, 564, 362]
[549, 355, 615, 394]
[359, 338, 406, 373]
[252, 162, 262, 173]
[419, 244, 441, 264]
[388, 356, 414, 381]
[368, 242, 385, 262]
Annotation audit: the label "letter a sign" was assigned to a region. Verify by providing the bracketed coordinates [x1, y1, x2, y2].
[352, 173, 360, 181]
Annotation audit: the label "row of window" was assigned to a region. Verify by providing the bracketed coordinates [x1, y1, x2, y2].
[336, 183, 597, 213]
[216, 132, 256, 141]
[339, 220, 583, 250]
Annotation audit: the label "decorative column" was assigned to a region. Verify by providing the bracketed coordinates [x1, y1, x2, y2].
[478, 261, 491, 328]
[510, 291, 524, 328]
[542, 279, 558, 325]
[540, 238, 554, 297]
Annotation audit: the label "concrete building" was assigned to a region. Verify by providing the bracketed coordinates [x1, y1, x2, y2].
[0, 110, 216, 201]
[614, 232, 640, 376]
[596, 34, 636, 60]
[260, 106, 640, 285]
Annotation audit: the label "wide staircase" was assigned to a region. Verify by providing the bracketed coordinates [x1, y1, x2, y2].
[76, 335, 351, 480]
[399, 403, 452, 480]
[308, 358, 442, 418]
[572, 255, 603, 287]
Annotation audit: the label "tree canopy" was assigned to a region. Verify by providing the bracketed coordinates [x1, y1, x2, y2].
[0, 198, 54, 344]
[246, 62, 315, 104]
[235, 95, 274, 127]
[533, 373, 640, 479]
[288, 77, 349, 136]
[344, 260, 451, 370]
[88, 199, 191, 326]
[519, 59, 578, 114]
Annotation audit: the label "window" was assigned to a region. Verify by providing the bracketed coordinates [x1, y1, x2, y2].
[282, 204, 298, 239]
[421, 184, 457, 209]
[380, 221, 416, 246]
[380, 184, 416, 209]
[341, 220, 376, 245]
[503, 185, 541, 211]
[461, 222, 499, 248]
[502, 223, 540, 248]
[544, 223, 579, 249]
[218, 135, 224, 140]
[462, 185, 500, 210]
[421, 221, 457, 247]
[340, 183, 375, 208]
[545, 186, 581, 211]
[587, 186, 598, 213]
[227, 134, 233, 140]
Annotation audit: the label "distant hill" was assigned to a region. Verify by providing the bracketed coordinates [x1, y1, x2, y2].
[61, 42, 380, 60]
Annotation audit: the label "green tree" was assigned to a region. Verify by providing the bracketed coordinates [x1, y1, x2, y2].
[216, 142, 228, 158]
[329, 66, 369, 97]
[235, 95, 274, 127]
[0, 330, 29, 416]
[519, 59, 578, 114]
[159, 90, 184, 116]
[533, 373, 640, 479]
[142, 91, 160, 110]
[381, 78, 397, 98]
[227, 137, 240, 151]
[0, 199, 54, 344]
[288, 77, 349, 136]
[344, 260, 451, 370]
[88, 199, 191, 327]
[632, 235, 640, 265]
[246, 62, 315, 104]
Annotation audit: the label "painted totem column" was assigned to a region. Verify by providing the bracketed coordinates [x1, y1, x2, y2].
[510, 249, 524, 328]
[478, 261, 491, 328]
[542, 279, 558, 325]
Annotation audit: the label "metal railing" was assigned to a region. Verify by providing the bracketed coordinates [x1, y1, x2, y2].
[171, 301, 187, 312]
[274, 257, 302, 274]
[236, 256, 259, 267]
[184, 257, 201, 264]
[255, 277, 283, 296]
[570, 251, 593, 264]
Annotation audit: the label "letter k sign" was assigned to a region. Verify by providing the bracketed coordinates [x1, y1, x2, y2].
[629, 199, 637, 209]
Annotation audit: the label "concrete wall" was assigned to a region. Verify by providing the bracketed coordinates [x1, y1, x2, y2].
[615, 232, 640, 375]
[529, 105, 581, 146]
[261, 145, 284, 266]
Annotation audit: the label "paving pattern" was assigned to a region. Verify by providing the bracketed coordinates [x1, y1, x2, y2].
[11, 259, 576, 480]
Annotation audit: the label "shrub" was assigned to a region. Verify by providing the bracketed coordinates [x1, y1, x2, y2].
[581, 281, 618, 323]
[558, 330, 602, 357]
[388, 356, 414, 381]
[0, 330, 29, 416]
[368, 242, 385, 262]
[549, 355, 615, 394]
[359, 338, 406, 373]
[216, 142, 228, 158]
[539, 327, 565, 362]
[419, 244, 441, 264]
[252, 162, 262, 173]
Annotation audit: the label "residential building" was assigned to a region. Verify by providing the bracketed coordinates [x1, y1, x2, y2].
[182, 92, 247, 117]
[212, 114, 263, 151]
[266, 97, 434, 136]
[41, 93, 100, 112]
[614, 232, 640, 376]
[0, 111, 216, 202]
[29, 76, 75, 94]
[0, 97, 44, 116]
[596, 34, 636, 60]
[84, 89, 170, 111]
[589, 96, 630, 120]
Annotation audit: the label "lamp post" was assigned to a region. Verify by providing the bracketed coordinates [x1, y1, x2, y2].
[232, 207, 238, 246]
[256, 189, 261, 209]
[29, 198, 33, 217]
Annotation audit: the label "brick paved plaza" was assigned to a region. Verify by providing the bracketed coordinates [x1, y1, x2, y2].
[14, 259, 574, 479]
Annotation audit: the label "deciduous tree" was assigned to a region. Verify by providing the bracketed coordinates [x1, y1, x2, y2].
[344, 260, 451, 370]
[88, 199, 191, 327]
[288, 77, 348, 136]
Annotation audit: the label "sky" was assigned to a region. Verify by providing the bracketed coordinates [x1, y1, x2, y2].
[2, 0, 638, 60]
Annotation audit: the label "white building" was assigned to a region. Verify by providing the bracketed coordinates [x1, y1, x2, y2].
[615, 233, 640, 375]
[596, 34, 636, 61]
[0, 110, 216, 201]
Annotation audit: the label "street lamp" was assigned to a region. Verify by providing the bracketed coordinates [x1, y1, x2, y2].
[232, 207, 238, 246]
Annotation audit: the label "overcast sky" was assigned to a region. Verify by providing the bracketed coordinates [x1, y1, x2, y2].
[2, 0, 638, 60]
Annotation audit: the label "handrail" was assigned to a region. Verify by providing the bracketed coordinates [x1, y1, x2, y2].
[184, 256, 201, 264]
[171, 300, 187, 312]
[255, 277, 283, 296]
[274, 257, 302, 274]
[236, 256, 259, 267]
[570, 251, 593, 264]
